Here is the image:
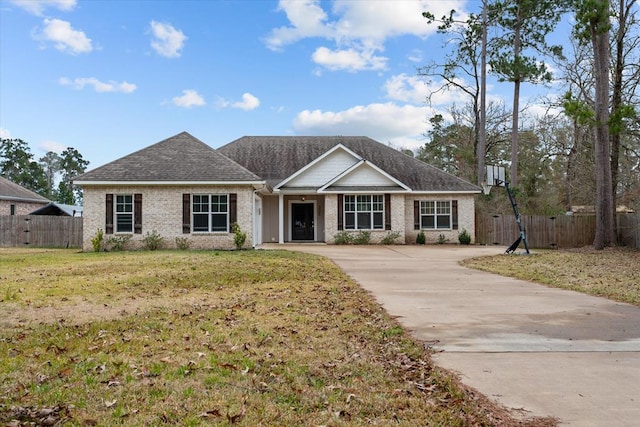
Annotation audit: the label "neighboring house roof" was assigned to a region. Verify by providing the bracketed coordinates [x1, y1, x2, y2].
[74, 132, 263, 184]
[218, 136, 481, 193]
[30, 202, 83, 217]
[0, 176, 50, 203]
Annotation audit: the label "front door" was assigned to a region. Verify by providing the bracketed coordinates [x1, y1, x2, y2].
[291, 203, 314, 241]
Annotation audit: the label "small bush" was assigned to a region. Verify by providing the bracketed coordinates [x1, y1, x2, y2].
[437, 234, 449, 244]
[175, 236, 190, 250]
[380, 230, 401, 245]
[458, 229, 471, 245]
[353, 230, 371, 245]
[416, 230, 426, 245]
[105, 235, 131, 251]
[91, 228, 103, 252]
[232, 223, 247, 250]
[334, 231, 354, 245]
[142, 230, 164, 250]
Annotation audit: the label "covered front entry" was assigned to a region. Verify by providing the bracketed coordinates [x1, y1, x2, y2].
[291, 202, 315, 241]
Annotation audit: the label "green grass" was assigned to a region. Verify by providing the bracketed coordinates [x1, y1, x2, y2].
[0, 248, 551, 426]
[462, 247, 640, 306]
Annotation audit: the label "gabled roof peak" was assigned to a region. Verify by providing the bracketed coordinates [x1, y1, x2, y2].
[74, 132, 262, 184]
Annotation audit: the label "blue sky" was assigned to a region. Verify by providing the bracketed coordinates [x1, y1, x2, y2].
[1, 0, 557, 170]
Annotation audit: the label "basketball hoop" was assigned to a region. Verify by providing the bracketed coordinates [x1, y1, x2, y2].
[481, 181, 492, 195]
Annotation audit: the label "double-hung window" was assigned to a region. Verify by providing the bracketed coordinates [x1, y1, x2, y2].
[115, 195, 133, 233]
[420, 200, 451, 229]
[344, 195, 384, 230]
[192, 194, 228, 232]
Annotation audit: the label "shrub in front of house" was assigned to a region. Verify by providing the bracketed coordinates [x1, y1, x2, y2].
[416, 230, 426, 245]
[175, 236, 190, 250]
[91, 228, 104, 252]
[142, 230, 164, 250]
[334, 231, 354, 245]
[458, 229, 472, 245]
[232, 223, 247, 250]
[334, 230, 372, 245]
[380, 230, 401, 245]
[353, 230, 371, 245]
[105, 235, 131, 251]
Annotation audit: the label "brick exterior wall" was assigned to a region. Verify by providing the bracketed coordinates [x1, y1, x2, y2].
[82, 185, 255, 251]
[0, 200, 48, 215]
[403, 194, 475, 244]
[324, 193, 407, 244]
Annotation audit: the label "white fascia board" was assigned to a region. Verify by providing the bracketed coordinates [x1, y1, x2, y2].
[320, 189, 411, 194]
[75, 180, 266, 187]
[0, 195, 50, 203]
[274, 143, 362, 190]
[410, 190, 483, 195]
[318, 159, 411, 192]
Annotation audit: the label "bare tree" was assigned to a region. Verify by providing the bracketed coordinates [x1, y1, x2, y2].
[420, 8, 485, 183]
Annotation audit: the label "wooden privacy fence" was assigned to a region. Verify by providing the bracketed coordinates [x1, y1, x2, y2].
[0, 215, 83, 248]
[476, 213, 639, 249]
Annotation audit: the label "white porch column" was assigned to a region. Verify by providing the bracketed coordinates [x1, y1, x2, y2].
[278, 193, 284, 243]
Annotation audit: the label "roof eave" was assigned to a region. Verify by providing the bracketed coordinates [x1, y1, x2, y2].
[75, 180, 267, 187]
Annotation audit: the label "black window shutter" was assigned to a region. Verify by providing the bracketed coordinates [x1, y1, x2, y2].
[229, 193, 237, 229]
[182, 194, 191, 234]
[134, 194, 142, 234]
[337, 194, 344, 230]
[452, 200, 458, 230]
[105, 194, 114, 234]
[384, 193, 391, 230]
[413, 200, 419, 230]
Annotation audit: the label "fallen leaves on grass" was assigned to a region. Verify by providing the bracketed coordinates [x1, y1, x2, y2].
[462, 247, 639, 306]
[0, 249, 555, 426]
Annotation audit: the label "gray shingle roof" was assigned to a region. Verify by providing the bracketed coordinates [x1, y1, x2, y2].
[74, 132, 262, 183]
[218, 136, 480, 192]
[0, 176, 50, 203]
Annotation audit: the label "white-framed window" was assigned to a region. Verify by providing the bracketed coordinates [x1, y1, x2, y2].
[420, 200, 451, 229]
[344, 194, 384, 230]
[192, 194, 228, 232]
[115, 194, 133, 233]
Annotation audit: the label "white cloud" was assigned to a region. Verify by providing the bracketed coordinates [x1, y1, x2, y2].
[232, 93, 260, 111]
[265, 0, 332, 51]
[0, 128, 11, 139]
[38, 140, 66, 153]
[312, 46, 387, 72]
[217, 93, 261, 111]
[293, 102, 435, 151]
[407, 49, 423, 63]
[172, 89, 205, 108]
[266, 0, 466, 72]
[59, 77, 136, 93]
[384, 73, 484, 107]
[35, 18, 92, 54]
[9, 0, 76, 16]
[150, 21, 187, 58]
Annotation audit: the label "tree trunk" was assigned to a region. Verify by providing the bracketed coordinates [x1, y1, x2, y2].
[477, 0, 488, 186]
[591, 0, 616, 249]
[610, 0, 628, 235]
[510, 4, 522, 188]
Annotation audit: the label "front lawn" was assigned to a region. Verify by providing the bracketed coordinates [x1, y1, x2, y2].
[462, 247, 640, 306]
[0, 249, 551, 426]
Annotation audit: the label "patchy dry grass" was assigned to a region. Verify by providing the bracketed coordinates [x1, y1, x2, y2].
[462, 247, 640, 306]
[0, 248, 552, 426]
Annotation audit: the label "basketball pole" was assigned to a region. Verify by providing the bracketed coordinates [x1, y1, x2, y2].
[504, 181, 530, 255]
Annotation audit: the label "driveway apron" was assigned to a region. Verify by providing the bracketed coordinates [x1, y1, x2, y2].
[279, 244, 640, 426]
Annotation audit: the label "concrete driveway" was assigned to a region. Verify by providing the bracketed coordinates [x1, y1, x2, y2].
[279, 244, 640, 426]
